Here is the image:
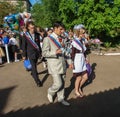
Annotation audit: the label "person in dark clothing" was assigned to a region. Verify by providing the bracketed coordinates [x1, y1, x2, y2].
[19, 26, 27, 51]
[22, 21, 42, 87]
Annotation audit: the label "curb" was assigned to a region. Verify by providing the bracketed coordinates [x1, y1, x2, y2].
[104, 53, 120, 56]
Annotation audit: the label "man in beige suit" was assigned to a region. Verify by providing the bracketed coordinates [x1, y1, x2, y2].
[42, 22, 72, 106]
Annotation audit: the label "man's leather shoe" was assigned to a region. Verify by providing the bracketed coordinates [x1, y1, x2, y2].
[59, 100, 70, 106]
[36, 81, 42, 87]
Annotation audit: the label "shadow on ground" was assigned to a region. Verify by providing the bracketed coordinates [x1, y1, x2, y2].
[83, 62, 97, 87]
[1, 85, 120, 117]
[0, 65, 4, 67]
[38, 69, 49, 85]
[65, 62, 97, 100]
[0, 86, 17, 116]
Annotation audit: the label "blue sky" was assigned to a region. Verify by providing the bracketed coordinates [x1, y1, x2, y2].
[29, 0, 37, 5]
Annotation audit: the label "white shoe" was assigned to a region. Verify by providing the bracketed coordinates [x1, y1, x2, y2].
[47, 94, 53, 103]
[42, 62, 46, 68]
[60, 100, 70, 106]
[15, 59, 19, 62]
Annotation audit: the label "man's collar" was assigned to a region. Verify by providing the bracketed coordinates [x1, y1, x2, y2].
[51, 32, 59, 39]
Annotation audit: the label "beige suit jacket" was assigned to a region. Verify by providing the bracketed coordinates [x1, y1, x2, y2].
[42, 33, 67, 74]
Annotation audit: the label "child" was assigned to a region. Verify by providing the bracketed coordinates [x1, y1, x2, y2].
[71, 25, 88, 97]
[9, 34, 19, 62]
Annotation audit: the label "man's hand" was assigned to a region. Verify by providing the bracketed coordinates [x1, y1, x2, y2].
[69, 63, 74, 69]
[56, 49, 62, 54]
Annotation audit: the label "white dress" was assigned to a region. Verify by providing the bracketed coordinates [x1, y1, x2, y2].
[71, 38, 87, 73]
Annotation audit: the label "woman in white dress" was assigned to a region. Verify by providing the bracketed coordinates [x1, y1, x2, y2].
[71, 27, 88, 97]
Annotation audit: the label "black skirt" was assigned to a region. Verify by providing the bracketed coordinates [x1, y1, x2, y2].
[73, 70, 87, 78]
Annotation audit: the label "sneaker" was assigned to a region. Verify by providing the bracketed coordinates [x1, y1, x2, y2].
[59, 100, 70, 106]
[43, 62, 47, 68]
[47, 94, 53, 103]
[15, 59, 19, 62]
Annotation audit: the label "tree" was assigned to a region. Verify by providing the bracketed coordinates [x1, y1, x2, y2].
[31, 0, 61, 28]
[59, 0, 120, 43]
[59, 0, 78, 29]
[0, 2, 16, 25]
[31, 2, 50, 27]
[16, 0, 26, 13]
[0, 1, 26, 26]
[31, 0, 120, 45]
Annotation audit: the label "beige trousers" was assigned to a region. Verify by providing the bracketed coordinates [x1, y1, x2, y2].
[48, 74, 66, 102]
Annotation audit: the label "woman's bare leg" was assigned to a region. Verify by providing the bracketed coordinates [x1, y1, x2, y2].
[75, 76, 82, 96]
[79, 73, 88, 96]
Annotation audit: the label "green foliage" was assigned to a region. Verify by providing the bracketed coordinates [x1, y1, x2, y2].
[1, 0, 120, 46]
[59, 0, 78, 29]
[77, 0, 120, 38]
[31, 0, 61, 27]
[16, 0, 25, 13]
[59, 0, 120, 41]
[0, 2, 16, 25]
[104, 42, 112, 48]
[0, 1, 25, 26]
[31, 0, 120, 38]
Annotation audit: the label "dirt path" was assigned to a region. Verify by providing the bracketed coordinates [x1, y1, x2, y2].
[0, 54, 120, 117]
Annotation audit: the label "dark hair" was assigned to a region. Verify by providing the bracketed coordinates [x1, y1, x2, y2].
[26, 21, 34, 30]
[47, 27, 53, 32]
[53, 21, 65, 29]
[13, 34, 16, 38]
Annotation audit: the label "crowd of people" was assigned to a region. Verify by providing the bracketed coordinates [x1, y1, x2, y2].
[0, 21, 91, 106]
[0, 28, 20, 64]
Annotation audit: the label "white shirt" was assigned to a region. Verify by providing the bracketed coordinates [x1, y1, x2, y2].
[30, 33, 35, 41]
[9, 37, 18, 45]
[51, 32, 59, 41]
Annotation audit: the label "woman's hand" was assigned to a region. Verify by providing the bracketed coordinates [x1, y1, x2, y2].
[69, 63, 74, 69]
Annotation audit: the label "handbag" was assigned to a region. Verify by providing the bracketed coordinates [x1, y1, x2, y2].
[23, 59, 32, 71]
[0, 47, 5, 57]
[86, 62, 92, 76]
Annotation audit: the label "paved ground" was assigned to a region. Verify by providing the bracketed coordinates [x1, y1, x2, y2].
[0, 53, 120, 117]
